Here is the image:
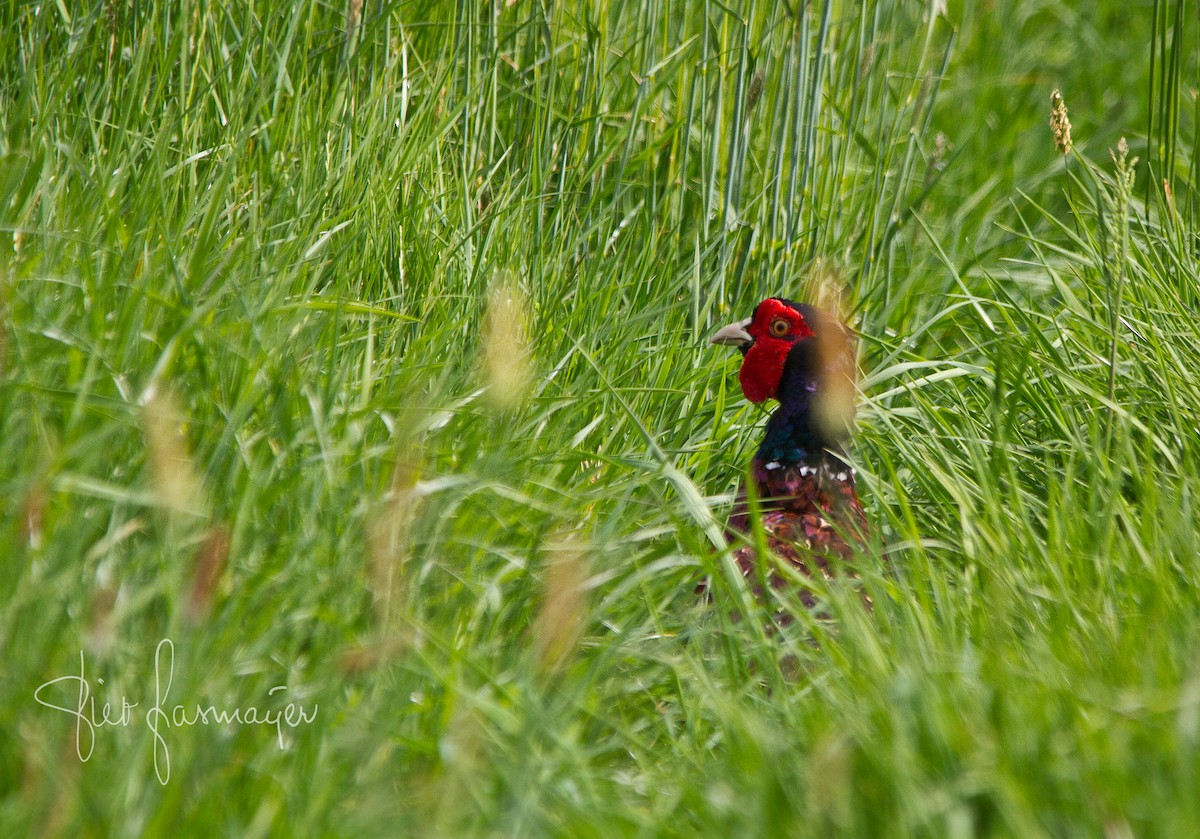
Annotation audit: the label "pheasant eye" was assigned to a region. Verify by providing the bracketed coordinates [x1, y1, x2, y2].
[769, 318, 791, 337]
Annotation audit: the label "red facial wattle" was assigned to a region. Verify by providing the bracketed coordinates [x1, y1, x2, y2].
[737, 299, 813, 404]
[739, 337, 790, 403]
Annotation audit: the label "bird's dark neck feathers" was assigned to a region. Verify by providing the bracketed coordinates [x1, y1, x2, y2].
[754, 341, 841, 466]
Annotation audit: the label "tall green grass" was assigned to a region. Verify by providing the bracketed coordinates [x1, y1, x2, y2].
[1, 1, 1198, 836]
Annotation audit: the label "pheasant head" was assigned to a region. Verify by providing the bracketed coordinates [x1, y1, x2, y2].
[711, 297, 857, 464]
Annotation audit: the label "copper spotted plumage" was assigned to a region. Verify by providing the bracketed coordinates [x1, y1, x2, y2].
[709, 297, 868, 610]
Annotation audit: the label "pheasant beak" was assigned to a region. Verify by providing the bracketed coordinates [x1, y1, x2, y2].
[710, 318, 753, 350]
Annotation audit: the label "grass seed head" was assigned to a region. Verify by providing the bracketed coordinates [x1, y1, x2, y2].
[0, 270, 7, 375]
[1050, 89, 1072, 155]
[533, 531, 590, 675]
[806, 270, 859, 443]
[186, 525, 231, 624]
[368, 443, 423, 631]
[141, 389, 207, 522]
[346, 0, 362, 45]
[21, 481, 47, 550]
[747, 69, 765, 114]
[86, 584, 118, 657]
[482, 277, 532, 410]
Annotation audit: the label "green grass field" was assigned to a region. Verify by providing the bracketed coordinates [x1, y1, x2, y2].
[3, 1, 1199, 835]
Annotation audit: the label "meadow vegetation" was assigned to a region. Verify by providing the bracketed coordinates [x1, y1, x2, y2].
[2, 1, 1199, 835]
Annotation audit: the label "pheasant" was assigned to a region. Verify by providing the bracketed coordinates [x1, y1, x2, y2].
[709, 297, 868, 609]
